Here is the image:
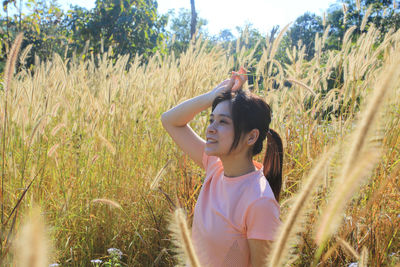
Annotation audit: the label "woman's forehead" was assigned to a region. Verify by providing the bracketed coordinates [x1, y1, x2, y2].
[213, 100, 231, 114]
[212, 100, 232, 115]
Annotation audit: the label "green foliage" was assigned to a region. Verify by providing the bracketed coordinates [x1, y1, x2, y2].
[86, 0, 168, 58]
[0, 0, 168, 68]
[287, 12, 324, 60]
[167, 8, 208, 55]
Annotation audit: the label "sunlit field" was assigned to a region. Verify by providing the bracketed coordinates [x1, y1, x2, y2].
[1, 23, 400, 266]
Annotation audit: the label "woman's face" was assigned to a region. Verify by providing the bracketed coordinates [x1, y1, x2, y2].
[205, 100, 236, 156]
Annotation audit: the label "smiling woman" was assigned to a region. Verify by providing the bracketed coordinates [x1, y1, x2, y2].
[161, 69, 283, 266]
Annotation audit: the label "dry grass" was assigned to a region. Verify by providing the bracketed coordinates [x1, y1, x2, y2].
[0, 21, 399, 266]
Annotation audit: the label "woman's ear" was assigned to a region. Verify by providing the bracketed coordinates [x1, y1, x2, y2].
[247, 129, 259, 146]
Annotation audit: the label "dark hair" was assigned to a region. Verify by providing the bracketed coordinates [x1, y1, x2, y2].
[212, 90, 283, 201]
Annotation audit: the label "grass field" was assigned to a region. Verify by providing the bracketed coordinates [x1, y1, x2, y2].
[1, 24, 400, 266]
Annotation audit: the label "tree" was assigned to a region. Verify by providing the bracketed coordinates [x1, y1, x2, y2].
[190, 0, 196, 40]
[287, 12, 324, 60]
[167, 8, 207, 54]
[83, 0, 168, 59]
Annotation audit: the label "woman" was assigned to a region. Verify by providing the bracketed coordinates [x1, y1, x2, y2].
[161, 71, 283, 267]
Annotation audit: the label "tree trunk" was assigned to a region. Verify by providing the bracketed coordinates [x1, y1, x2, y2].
[190, 0, 197, 40]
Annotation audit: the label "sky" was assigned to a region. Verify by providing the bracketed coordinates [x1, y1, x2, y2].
[22, 0, 339, 36]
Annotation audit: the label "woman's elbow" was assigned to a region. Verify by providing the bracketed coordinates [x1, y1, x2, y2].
[161, 112, 170, 128]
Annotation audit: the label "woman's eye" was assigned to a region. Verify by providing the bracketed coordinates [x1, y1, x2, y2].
[209, 119, 214, 124]
[220, 120, 227, 124]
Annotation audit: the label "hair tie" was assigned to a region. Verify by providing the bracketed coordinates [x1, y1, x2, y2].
[267, 129, 272, 135]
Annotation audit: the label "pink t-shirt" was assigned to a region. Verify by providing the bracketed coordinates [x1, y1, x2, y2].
[190, 152, 281, 267]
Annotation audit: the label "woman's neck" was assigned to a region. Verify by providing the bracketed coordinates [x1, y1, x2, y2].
[220, 153, 256, 178]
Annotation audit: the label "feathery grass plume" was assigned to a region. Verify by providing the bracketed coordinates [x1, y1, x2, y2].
[97, 132, 116, 155]
[168, 208, 200, 267]
[19, 44, 33, 67]
[3, 33, 24, 93]
[13, 205, 50, 267]
[337, 237, 360, 260]
[47, 144, 59, 158]
[356, 0, 361, 11]
[315, 150, 380, 246]
[268, 23, 291, 67]
[150, 160, 171, 190]
[359, 246, 368, 267]
[2, 33, 24, 227]
[50, 123, 66, 136]
[342, 3, 348, 14]
[323, 12, 326, 28]
[268, 148, 334, 267]
[321, 243, 339, 263]
[26, 115, 49, 149]
[342, 52, 400, 180]
[321, 25, 331, 48]
[91, 198, 122, 209]
[343, 26, 357, 47]
[286, 78, 317, 96]
[153, 248, 167, 266]
[343, 3, 348, 24]
[360, 5, 373, 32]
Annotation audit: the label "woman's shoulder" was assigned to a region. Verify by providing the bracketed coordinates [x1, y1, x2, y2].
[246, 172, 277, 204]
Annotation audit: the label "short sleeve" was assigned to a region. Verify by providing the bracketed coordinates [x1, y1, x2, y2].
[245, 197, 281, 240]
[201, 151, 222, 183]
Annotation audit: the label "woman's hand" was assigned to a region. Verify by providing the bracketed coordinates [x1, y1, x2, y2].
[210, 78, 235, 98]
[211, 67, 248, 99]
[231, 67, 248, 91]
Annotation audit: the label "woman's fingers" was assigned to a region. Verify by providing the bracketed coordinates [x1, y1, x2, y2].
[212, 67, 247, 96]
[231, 67, 247, 91]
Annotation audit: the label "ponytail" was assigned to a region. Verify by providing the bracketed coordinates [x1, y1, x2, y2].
[262, 129, 283, 202]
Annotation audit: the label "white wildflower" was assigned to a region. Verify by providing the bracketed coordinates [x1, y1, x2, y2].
[107, 247, 123, 259]
[91, 259, 103, 264]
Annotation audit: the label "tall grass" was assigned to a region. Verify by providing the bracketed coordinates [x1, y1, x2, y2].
[0, 21, 399, 266]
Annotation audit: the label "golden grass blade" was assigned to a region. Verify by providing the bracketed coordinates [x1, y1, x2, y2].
[50, 123, 66, 136]
[268, 23, 291, 66]
[19, 44, 33, 67]
[286, 78, 317, 96]
[268, 148, 334, 267]
[47, 144, 59, 158]
[360, 5, 373, 32]
[343, 53, 400, 176]
[13, 206, 50, 267]
[337, 237, 360, 260]
[3, 33, 24, 93]
[343, 3, 348, 24]
[2, 33, 24, 226]
[356, 0, 361, 11]
[359, 246, 368, 267]
[343, 26, 357, 47]
[97, 132, 116, 155]
[91, 198, 122, 209]
[168, 208, 201, 267]
[315, 150, 380, 245]
[150, 159, 172, 190]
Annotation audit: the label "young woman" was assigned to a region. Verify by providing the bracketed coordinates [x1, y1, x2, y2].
[161, 72, 283, 267]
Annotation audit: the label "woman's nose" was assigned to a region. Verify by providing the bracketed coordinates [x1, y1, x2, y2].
[207, 124, 216, 134]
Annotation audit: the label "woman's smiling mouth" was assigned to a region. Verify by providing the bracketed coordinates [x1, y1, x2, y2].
[206, 138, 217, 144]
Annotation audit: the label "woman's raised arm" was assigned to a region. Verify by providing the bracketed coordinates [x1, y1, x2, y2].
[161, 79, 233, 167]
